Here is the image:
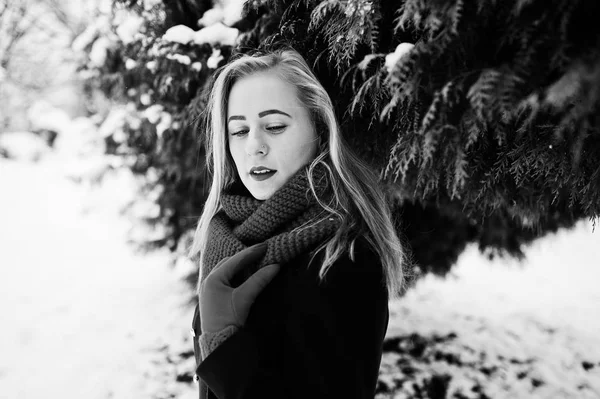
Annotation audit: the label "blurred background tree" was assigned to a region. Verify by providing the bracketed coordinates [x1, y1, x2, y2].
[0, 0, 109, 136]
[77, 0, 600, 295]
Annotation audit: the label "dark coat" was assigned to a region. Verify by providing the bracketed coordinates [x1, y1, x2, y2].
[191, 238, 389, 399]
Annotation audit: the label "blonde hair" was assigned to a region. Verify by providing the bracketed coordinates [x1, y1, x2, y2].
[190, 48, 409, 300]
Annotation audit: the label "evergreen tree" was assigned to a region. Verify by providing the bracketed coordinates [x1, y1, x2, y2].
[81, 0, 600, 290]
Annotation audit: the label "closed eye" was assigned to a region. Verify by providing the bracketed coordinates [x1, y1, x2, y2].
[230, 129, 248, 136]
[267, 125, 286, 133]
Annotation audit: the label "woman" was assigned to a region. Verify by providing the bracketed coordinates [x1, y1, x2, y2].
[189, 48, 408, 399]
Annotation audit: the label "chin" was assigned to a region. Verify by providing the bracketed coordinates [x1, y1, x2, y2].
[241, 176, 280, 200]
[250, 189, 273, 201]
[247, 183, 278, 200]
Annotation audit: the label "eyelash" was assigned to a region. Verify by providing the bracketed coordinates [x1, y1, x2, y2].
[268, 125, 286, 133]
[230, 125, 286, 136]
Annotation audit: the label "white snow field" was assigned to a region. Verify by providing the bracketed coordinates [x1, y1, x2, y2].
[383, 220, 600, 398]
[0, 141, 598, 399]
[0, 153, 198, 399]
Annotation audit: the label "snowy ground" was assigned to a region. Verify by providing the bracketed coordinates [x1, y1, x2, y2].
[0, 141, 599, 399]
[0, 153, 198, 399]
[381, 219, 600, 398]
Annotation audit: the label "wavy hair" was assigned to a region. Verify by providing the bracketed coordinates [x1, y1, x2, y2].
[189, 48, 409, 300]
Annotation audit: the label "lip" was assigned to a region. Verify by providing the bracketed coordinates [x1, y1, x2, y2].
[249, 170, 276, 181]
[249, 166, 277, 174]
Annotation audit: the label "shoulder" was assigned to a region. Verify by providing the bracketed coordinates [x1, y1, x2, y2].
[317, 235, 386, 290]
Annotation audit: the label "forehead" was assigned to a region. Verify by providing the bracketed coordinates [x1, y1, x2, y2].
[227, 72, 304, 116]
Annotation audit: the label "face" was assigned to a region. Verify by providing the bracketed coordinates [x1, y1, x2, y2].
[226, 72, 319, 200]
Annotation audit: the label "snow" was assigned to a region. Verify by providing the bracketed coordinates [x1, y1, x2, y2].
[127, 115, 142, 130]
[0, 141, 197, 399]
[207, 48, 224, 69]
[0, 131, 50, 161]
[191, 62, 203, 72]
[143, 104, 164, 124]
[97, 0, 112, 14]
[145, 60, 158, 72]
[193, 23, 239, 47]
[385, 220, 600, 398]
[89, 37, 112, 67]
[156, 111, 173, 138]
[140, 93, 152, 105]
[27, 100, 73, 134]
[1, 113, 599, 399]
[199, 0, 245, 27]
[71, 25, 99, 52]
[72, 16, 113, 53]
[222, 0, 245, 26]
[198, 8, 225, 27]
[125, 58, 138, 69]
[166, 53, 192, 65]
[385, 42, 415, 73]
[97, 108, 127, 138]
[162, 24, 196, 45]
[53, 116, 99, 156]
[115, 13, 145, 45]
[161, 12, 240, 47]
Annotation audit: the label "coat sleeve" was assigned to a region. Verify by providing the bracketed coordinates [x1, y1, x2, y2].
[198, 325, 240, 359]
[194, 247, 389, 399]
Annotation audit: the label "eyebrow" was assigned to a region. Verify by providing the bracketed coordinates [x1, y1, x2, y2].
[228, 109, 292, 122]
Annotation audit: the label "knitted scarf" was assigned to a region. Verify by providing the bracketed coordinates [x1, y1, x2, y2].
[201, 163, 341, 286]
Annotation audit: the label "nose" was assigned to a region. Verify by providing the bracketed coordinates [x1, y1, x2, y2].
[245, 130, 268, 156]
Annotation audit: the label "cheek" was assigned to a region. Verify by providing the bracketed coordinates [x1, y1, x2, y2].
[280, 137, 317, 166]
[298, 133, 318, 160]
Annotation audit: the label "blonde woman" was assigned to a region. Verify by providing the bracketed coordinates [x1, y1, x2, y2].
[190, 48, 408, 399]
